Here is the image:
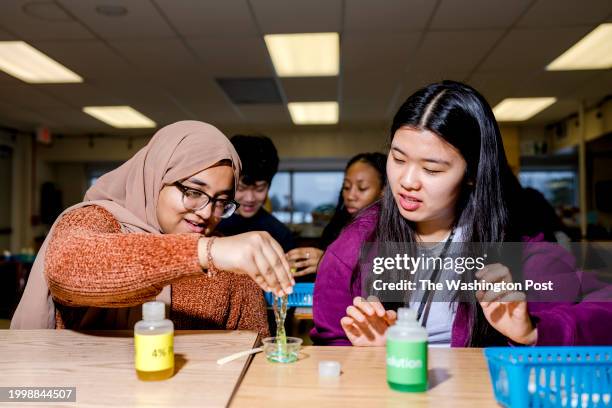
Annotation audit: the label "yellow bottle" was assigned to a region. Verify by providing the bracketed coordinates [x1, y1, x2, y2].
[134, 301, 174, 381]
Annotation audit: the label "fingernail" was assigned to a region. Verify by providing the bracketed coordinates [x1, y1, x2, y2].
[286, 287, 293, 295]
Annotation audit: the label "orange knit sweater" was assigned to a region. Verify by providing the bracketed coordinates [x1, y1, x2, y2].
[45, 205, 268, 336]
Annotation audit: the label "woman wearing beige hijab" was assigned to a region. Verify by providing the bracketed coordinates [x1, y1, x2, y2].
[11, 121, 294, 333]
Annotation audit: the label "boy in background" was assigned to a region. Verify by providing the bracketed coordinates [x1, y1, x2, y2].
[217, 135, 296, 252]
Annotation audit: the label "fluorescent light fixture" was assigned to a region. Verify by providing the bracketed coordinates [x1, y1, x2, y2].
[547, 23, 612, 70]
[0, 41, 83, 83]
[288, 101, 338, 125]
[493, 98, 557, 121]
[83, 106, 156, 128]
[264, 32, 339, 77]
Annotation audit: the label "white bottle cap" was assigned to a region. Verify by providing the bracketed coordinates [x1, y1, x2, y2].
[319, 360, 341, 377]
[142, 301, 165, 321]
[397, 307, 417, 322]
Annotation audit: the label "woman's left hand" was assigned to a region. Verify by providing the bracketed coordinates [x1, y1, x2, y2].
[286, 247, 324, 277]
[475, 263, 538, 345]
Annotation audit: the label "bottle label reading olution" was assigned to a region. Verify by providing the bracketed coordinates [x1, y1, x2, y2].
[386, 340, 427, 385]
[134, 333, 174, 372]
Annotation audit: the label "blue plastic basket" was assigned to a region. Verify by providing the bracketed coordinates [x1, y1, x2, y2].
[484, 347, 612, 408]
[264, 283, 314, 307]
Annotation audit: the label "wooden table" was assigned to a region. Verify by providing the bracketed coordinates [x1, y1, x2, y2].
[232, 346, 498, 407]
[0, 330, 259, 407]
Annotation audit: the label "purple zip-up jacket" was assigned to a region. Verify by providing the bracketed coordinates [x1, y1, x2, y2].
[311, 204, 612, 346]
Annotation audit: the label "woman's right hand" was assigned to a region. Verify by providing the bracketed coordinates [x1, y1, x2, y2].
[198, 232, 295, 297]
[341, 296, 397, 346]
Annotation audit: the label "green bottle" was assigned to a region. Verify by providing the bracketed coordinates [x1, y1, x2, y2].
[386, 308, 428, 392]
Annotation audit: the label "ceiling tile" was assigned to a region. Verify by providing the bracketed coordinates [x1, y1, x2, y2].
[342, 32, 420, 74]
[0, 27, 16, 40]
[187, 36, 273, 76]
[344, 0, 436, 32]
[431, 0, 532, 30]
[569, 71, 612, 106]
[155, 0, 257, 38]
[478, 26, 595, 72]
[109, 38, 204, 79]
[410, 30, 504, 73]
[466, 72, 525, 107]
[0, 83, 68, 109]
[42, 106, 111, 130]
[514, 71, 600, 98]
[403, 71, 470, 97]
[181, 102, 245, 127]
[281, 77, 338, 102]
[251, 0, 341, 33]
[517, 0, 612, 28]
[58, 0, 174, 39]
[342, 69, 402, 105]
[238, 104, 291, 126]
[341, 101, 388, 126]
[163, 78, 233, 107]
[33, 83, 120, 109]
[521, 99, 579, 125]
[28, 40, 136, 80]
[0, 1, 93, 40]
[0, 101, 60, 128]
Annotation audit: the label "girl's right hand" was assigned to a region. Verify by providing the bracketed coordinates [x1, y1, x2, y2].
[198, 232, 295, 297]
[341, 296, 397, 346]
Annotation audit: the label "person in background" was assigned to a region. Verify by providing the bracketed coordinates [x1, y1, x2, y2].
[286, 153, 387, 278]
[10, 121, 294, 333]
[311, 81, 612, 347]
[216, 135, 296, 253]
[520, 187, 571, 246]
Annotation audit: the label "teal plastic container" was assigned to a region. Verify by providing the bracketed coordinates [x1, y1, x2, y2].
[484, 346, 612, 408]
[264, 283, 314, 307]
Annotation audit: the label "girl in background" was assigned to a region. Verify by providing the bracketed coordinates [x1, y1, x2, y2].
[287, 153, 386, 277]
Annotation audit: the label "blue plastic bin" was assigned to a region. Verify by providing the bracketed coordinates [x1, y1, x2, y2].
[264, 283, 314, 307]
[484, 346, 612, 408]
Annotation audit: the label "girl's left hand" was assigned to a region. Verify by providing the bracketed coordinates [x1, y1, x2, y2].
[286, 247, 324, 277]
[475, 263, 538, 345]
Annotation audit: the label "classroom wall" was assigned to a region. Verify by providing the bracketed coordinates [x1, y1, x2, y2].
[550, 99, 612, 152]
[0, 130, 14, 252]
[10, 132, 34, 253]
[35, 125, 525, 163]
[588, 135, 612, 230]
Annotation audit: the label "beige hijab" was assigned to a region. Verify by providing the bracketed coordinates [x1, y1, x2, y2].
[10, 121, 241, 329]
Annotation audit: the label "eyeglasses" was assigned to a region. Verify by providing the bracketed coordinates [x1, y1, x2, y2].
[173, 182, 239, 219]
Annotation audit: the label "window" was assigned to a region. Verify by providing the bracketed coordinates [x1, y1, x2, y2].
[87, 162, 122, 188]
[268, 172, 291, 223]
[269, 171, 344, 224]
[519, 170, 578, 207]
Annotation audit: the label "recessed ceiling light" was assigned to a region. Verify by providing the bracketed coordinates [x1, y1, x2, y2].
[493, 98, 557, 121]
[288, 102, 338, 125]
[83, 106, 156, 128]
[0, 41, 82, 83]
[547, 23, 612, 70]
[264, 33, 339, 77]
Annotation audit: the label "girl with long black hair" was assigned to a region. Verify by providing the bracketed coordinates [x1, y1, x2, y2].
[311, 81, 612, 347]
[286, 152, 386, 277]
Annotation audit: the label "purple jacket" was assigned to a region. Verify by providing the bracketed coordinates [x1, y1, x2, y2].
[311, 205, 612, 346]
